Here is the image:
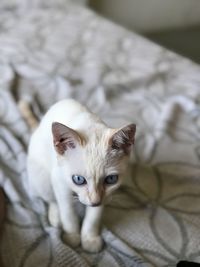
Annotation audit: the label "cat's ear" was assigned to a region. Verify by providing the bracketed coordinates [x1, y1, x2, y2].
[52, 122, 82, 155]
[109, 124, 136, 155]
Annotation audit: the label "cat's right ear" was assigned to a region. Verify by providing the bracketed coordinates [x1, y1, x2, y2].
[52, 122, 82, 155]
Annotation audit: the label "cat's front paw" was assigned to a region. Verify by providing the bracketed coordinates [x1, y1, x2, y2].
[81, 235, 103, 253]
[62, 232, 81, 248]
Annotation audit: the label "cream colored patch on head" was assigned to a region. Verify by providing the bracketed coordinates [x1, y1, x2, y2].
[84, 130, 109, 182]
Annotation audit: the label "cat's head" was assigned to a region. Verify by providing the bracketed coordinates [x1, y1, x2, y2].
[52, 121, 136, 206]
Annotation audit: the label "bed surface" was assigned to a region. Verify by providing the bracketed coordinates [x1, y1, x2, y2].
[0, 1, 200, 266]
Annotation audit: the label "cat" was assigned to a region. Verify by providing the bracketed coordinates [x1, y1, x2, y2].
[26, 98, 136, 252]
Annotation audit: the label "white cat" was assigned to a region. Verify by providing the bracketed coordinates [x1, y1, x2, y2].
[27, 99, 136, 252]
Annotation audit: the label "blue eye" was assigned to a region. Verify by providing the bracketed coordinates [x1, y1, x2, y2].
[104, 175, 118, 185]
[72, 175, 86, 185]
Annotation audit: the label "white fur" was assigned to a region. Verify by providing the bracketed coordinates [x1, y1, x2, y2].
[27, 99, 131, 252]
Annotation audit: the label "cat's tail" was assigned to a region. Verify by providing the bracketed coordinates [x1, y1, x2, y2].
[18, 100, 39, 131]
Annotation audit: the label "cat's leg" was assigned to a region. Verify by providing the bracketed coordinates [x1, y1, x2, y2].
[81, 205, 104, 252]
[48, 202, 61, 228]
[57, 193, 80, 248]
[51, 168, 80, 248]
[27, 157, 54, 201]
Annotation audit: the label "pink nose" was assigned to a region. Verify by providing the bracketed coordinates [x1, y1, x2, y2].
[89, 190, 102, 205]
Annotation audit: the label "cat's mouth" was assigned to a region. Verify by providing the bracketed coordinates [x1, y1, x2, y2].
[84, 202, 102, 207]
[72, 192, 102, 207]
[90, 202, 101, 207]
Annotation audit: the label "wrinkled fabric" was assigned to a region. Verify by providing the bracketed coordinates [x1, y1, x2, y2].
[0, 1, 200, 267]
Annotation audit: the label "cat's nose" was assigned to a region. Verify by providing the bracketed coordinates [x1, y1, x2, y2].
[91, 202, 101, 207]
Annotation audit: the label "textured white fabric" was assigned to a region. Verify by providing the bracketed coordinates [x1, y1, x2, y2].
[0, 0, 87, 9]
[0, 1, 200, 267]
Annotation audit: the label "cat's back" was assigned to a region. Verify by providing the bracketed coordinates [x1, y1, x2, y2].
[28, 99, 92, 168]
[29, 99, 102, 155]
[43, 99, 87, 125]
[39, 98, 97, 131]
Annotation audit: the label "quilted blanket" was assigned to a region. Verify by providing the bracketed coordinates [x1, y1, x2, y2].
[0, 1, 200, 267]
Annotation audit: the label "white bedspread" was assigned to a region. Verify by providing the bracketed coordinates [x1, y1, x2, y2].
[0, 1, 200, 267]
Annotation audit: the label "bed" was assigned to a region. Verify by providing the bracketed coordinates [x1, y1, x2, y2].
[0, 1, 200, 266]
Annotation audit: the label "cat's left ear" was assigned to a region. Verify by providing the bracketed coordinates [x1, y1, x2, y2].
[109, 124, 136, 155]
[52, 122, 82, 155]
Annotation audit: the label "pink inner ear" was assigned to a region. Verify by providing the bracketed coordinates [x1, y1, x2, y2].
[52, 122, 79, 155]
[110, 124, 136, 154]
